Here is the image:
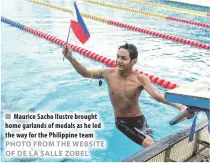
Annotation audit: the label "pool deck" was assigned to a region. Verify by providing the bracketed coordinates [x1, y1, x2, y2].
[123, 120, 209, 162]
[188, 148, 210, 162]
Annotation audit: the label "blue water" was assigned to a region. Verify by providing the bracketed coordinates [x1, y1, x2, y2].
[1, 0, 210, 162]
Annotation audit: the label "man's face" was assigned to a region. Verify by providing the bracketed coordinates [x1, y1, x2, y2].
[116, 48, 136, 72]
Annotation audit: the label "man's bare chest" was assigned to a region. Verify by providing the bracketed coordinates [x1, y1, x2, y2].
[106, 76, 141, 99]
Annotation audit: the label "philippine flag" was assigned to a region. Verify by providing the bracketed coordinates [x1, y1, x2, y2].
[71, 2, 90, 44]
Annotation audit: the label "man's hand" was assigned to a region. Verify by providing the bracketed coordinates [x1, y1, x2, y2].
[62, 47, 72, 60]
[175, 103, 187, 112]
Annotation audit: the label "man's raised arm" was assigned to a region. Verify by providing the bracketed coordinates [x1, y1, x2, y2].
[62, 47, 105, 79]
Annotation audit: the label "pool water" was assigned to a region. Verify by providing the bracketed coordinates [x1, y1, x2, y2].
[1, 0, 210, 162]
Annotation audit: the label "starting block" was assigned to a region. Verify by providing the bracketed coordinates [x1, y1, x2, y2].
[165, 78, 210, 141]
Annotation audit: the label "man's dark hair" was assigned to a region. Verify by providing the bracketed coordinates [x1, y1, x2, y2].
[119, 43, 138, 60]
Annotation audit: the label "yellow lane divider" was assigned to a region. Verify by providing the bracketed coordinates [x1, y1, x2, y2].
[126, 0, 208, 17]
[27, 0, 210, 29]
[82, 0, 166, 19]
[27, 0, 109, 23]
[82, 0, 210, 28]
[25, 0, 210, 50]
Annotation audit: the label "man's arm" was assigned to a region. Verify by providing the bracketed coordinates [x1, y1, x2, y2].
[62, 47, 106, 79]
[138, 75, 186, 112]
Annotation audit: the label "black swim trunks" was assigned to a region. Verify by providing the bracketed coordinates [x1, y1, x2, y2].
[115, 115, 153, 145]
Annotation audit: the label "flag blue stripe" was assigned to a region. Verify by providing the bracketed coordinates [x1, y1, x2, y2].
[74, 2, 90, 35]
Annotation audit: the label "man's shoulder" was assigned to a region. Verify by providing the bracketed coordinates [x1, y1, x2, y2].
[100, 67, 115, 77]
[137, 74, 150, 84]
[103, 67, 115, 73]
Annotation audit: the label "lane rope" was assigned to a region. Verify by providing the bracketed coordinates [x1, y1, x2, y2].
[26, 0, 210, 50]
[1, 16, 179, 89]
[82, 0, 210, 28]
[126, 0, 210, 17]
[168, 0, 210, 12]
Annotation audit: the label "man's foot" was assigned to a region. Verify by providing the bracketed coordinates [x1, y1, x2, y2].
[185, 107, 195, 119]
[176, 104, 195, 119]
[169, 107, 195, 125]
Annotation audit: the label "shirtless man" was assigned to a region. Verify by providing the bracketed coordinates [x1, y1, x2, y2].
[62, 43, 188, 147]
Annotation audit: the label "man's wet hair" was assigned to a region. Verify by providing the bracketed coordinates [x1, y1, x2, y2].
[119, 43, 138, 60]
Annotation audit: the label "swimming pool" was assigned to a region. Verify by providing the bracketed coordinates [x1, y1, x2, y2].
[1, 0, 210, 162]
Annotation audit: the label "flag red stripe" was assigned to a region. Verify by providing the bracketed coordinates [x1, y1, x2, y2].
[71, 20, 90, 44]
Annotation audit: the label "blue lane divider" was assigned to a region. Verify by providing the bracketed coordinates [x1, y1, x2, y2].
[1, 16, 25, 30]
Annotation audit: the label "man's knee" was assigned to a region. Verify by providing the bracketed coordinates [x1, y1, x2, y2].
[142, 137, 154, 147]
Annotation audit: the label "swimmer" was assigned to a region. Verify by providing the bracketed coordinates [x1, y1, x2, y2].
[62, 43, 190, 147]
